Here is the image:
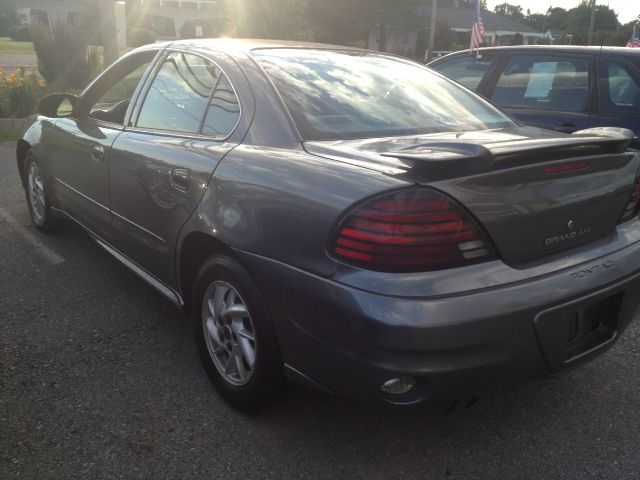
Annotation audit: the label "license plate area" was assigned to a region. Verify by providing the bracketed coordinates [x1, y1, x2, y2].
[534, 292, 625, 373]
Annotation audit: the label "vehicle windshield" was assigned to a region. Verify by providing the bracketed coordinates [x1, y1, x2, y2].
[253, 49, 515, 141]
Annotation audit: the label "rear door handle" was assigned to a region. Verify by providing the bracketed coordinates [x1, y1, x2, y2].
[170, 168, 191, 190]
[90, 145, 105, 162]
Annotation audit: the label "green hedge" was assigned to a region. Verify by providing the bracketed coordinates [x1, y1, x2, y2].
[8, 25, 31, 42]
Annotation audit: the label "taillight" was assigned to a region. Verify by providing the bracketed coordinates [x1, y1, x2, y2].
[618, 176, 640, 224]
[331, 188, 495, 272]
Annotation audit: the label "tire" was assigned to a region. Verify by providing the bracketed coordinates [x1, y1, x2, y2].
[24, 153, 58, 233]
[192, 255, 285, 411]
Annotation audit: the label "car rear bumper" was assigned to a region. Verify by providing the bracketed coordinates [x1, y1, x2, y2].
[235, 237, 640, 405]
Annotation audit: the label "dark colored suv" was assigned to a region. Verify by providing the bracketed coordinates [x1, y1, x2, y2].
[429, 46, 640, 148]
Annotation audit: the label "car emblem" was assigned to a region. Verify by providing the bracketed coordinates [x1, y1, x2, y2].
[567, 220, 575, 230]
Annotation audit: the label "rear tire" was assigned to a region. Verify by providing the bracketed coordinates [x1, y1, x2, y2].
[24, 154, 58, 233]
[192, 255, 285, 411]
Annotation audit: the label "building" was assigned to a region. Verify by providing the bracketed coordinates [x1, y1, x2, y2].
[368, 6, 547, 59]
[16, 0, 224, 45]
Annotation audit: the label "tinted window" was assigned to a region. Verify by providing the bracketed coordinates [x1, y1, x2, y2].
[492, 55, 589, 112]
[253, 49, 514, 141]
[137, 52, 217, 134]
[599, 59, 640, 113]
[202, 74, 241, 136]
[431, 54, 495, 91]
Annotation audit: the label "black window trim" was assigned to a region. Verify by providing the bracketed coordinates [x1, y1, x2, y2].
[127, 48, 243, 142]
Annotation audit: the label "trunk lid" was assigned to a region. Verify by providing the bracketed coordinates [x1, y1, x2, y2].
[305, 126, 640, 264]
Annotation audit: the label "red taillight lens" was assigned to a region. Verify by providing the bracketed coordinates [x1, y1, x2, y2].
[331, 188, 495, 272]
[618, 176, 640, 224]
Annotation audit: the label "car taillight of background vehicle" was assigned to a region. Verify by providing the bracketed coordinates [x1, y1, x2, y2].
[331, 188, 496, 272]
[618, 176, 640, 224]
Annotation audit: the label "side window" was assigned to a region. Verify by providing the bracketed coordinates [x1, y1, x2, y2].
[137, 52, 218, 134]
[431, 55, 494, 91]
[88, 54, 156, 125]
[491, 55, 589, 112]
[599, 59, 640, 113]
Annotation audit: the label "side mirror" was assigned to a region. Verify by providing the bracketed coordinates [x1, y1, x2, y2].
[38, 93, 79, 118]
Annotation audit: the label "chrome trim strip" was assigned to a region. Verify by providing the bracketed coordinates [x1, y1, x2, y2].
[54, 177, 110, 212]
[52, 207, 183, 307]
[111, 210, 167, 244]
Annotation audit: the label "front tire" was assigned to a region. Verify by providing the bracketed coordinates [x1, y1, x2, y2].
[24, 154, 58, 233]
[192, 255, 285, 411]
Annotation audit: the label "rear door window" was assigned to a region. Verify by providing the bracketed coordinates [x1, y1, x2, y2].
[431, 54, 495, 91]
[491, 55, 590, 112]
[598, 59, 640, 113]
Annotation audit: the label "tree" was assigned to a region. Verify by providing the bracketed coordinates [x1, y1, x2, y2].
[226, 0, 310, 40]
[307, 0, 425, 46]
[494, 3, 525, 22]
[31, 20, 93, 89]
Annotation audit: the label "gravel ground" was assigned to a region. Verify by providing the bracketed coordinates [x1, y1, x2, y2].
[1, 143, 639, 479]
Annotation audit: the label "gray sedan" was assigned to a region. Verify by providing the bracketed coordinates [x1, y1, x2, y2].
[17, 39, 640, 409]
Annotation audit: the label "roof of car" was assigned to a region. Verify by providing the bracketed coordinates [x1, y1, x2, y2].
[430, 45, 640, 64]
[154, 38, 369, 55]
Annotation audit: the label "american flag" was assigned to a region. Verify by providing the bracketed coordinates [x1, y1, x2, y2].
[626, 26, 640, 48]
[470, 0, 485, 53]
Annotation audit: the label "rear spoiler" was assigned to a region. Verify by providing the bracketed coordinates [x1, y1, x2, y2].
[380, 127, 635, 177]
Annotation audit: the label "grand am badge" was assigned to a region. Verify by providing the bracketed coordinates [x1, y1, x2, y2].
[544, 220, 590, 246]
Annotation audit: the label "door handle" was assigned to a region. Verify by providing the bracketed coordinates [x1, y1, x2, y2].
[170, 168, 191, 190]
[90, 145, 105, 162]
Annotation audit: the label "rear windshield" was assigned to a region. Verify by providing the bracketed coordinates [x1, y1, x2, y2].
[252, 49, 514, 141]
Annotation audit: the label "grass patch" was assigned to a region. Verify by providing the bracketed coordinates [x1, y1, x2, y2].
[0, 37, 35, 55]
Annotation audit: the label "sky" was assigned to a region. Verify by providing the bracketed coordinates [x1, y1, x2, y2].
[485, 0, 639, 25]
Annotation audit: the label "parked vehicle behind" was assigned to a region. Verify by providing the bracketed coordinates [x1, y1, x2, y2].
[429, 46, 640, 148]
[17, 40, 640, 410]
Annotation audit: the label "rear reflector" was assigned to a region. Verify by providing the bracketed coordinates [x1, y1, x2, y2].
[331, 188, 495, 272]
[618, 176, 640, 224]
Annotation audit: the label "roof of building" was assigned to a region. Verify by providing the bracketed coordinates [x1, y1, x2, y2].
[418, 6, 544, 35]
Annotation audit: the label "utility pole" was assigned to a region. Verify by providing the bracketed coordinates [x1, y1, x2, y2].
[426, 0, 438, 62]
[587, 0, 596, 46]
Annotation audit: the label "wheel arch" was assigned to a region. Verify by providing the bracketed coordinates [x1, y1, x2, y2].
[178, 231, 236, 314]
[16, 138, 31, 187]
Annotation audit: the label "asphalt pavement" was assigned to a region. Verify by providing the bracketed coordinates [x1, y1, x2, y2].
[1, 143, 639, 479]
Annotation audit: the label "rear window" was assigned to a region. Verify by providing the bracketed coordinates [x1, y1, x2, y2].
[253, 49, 514, 141]
[431, 54, 495, 91]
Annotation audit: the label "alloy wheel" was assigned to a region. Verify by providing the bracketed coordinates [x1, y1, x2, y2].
[27, 161, 46, 225]
[202, 281, 257, 386]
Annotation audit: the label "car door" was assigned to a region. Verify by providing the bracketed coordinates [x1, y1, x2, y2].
[485, 53, 595, 133]
[595, 56, 640, 148]
[49, 50, 160, 240]
[107, 50, 245, 285]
